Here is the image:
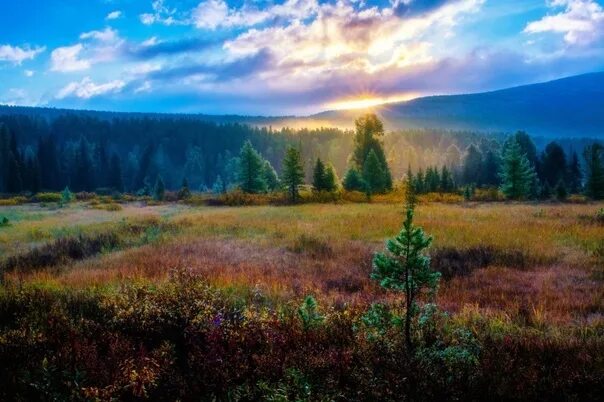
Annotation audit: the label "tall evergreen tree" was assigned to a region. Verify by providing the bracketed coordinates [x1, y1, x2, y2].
[363, 150, 385, 196]
[281, 146, 305, 202]
[540, 141, 567, 187]
[481, 150, 501, 186]
[323, 163, 338, 192]
[583, 143, 604, 200]
[440, 165, 454, 192]
[499, 138, 537, 200]
[462, 144, 483, 186]
[238, 140, 267, 193]
[263, 160, 280, 192]
[351, 114, 392, 192]
[154, 175, 165, 201]
[567, 151, 583, 194]
[343, 167, 365, 192]
[312, 158, 327, 191]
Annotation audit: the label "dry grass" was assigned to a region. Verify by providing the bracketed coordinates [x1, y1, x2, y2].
[3, 201, 603, 326]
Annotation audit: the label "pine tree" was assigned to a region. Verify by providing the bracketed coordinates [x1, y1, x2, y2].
[238, 140, 267, 193]
[178, 177, 192, 199]
[584, 143, 604, 200]
[312, 158, 327, 191]
[323, 163, 338, 192]
[462, 144, 483, 186]
[555, 180, 567, 201]
[540, 141, 567, 187]
[343, 167, 365, 192]
[372, 205, 440, 352]
[154, 175, 165, 201]
[282, 146, 305, 203]
[363, 149, 385, 196]
[567, 151, 583, 194]
[352, 114, 392, 192]
[414, 168, 425, 194]
[499, 139, 537, 200]
[439, 165, 454, 192]
[263, 160, 280, 192]
[212, 175, 225, 194]
[481, 150, 501, 186]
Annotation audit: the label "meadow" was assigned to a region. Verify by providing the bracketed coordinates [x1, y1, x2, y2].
[0, 197, 603, 400]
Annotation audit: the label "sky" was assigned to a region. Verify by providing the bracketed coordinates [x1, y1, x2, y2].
[0, 0, 603, 115]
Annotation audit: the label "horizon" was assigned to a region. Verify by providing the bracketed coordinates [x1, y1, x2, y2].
[1, 1, 604, 115]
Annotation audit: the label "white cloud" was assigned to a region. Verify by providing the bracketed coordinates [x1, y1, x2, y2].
[192, 0, 319, 30]
[140, 0, 183, 25]
[56, 77, 126, 99]
[24, 70, 34, 77]
[0, 44, 45, 65]
[106, 10, 122, 20]
[524, 0, 604, 45]
[80, 27, 119, 43]
[50, 44, 91, 72]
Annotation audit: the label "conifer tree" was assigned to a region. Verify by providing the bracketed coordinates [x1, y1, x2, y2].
[363, 149, 385, 196]
[372, 204, 440, 352]
[440, 165, 454, 192]
[540, 141, 567, 187]
[238, 140, 267, 193]
[263, 160, 280, 192]
[567, 151, 583, 194]
[462, 144, 483, 186]
[154, 175, 165, 201]
[312, 158, 327, 191]
[179, 177, 192, 199]
[323, 163, 338, 192]
[212, 175, 225, 194]
[584, 143, 604, 200]
[282, 146, 304, 202]
[343, 167, 365, 192]
[499, 139, 537, 200]
[555, 180, 567, 201]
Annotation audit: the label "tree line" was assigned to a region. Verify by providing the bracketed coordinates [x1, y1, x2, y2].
[0, 113, 602, 200]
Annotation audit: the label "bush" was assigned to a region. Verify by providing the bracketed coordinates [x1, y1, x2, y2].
[1, 232, 121, 274]
[431, 246, 531, 279]
[473, 187, 505, 202]
[34, 192, 62, 203]
[287, 234, 333, 257]
[0, 196, 28, 206]
[75, 191, 97, 201]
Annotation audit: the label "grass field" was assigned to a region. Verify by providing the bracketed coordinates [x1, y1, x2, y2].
[0, 200, 603, 400]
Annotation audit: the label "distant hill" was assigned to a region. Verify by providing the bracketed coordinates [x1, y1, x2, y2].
[311, 72, 604, 137]
[1, 72, 603, 137]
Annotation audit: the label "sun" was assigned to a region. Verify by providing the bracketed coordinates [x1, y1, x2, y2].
[325, 92, 421, 111]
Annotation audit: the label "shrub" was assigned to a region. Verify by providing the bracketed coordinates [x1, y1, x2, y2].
[1, 232, 121, 274]
[287, 234, 333, 257]
[34, 192, 62, 203]
[0, 196, 28, 206]
[75, 191, 97, 201]
[431, 246, 531, 279]
[0, 216, 10, 227]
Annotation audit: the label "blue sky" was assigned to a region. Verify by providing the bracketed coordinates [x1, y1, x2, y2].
[0, 0, 603, 115]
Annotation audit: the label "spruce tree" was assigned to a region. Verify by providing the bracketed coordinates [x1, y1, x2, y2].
[462, 144, 483, 186]
[499, 139, 537, 200]
[363, 149, 385, 196]
[312, 158, 327, 191]
[352, 114, 392, 192]
[238, 140, 267, 193]
[343, 167, 365, 192]
[440, 165, 454, 192]
[540, 141, 567, 187]
[282, 146, 304, 203]
[372, 205, 440, 352]
[567, 151, 583, 194]
[323, 163, 338, 192]
[154, 175, 165, 201]
[584, 143, 604, 200]
[178, 178, 192, 199]
[263, 160, 280, 192]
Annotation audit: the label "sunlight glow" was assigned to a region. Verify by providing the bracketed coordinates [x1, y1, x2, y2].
[325, 92, 421, 111]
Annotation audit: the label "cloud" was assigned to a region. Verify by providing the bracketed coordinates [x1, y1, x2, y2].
[0, 44, 45, 65]
[80, 27, 119, 43]
[140, 0, 184, 25]
[50, 44, 91, 72]
[524, 0, 604, 46]
[24, 70, 34, 77]
[106, 10, 122, 20]
[191, 0, 319, 30]
[128, 37, 216, 59]
[56, 77, 126, 99]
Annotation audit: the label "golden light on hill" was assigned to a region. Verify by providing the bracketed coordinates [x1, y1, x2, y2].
[325, 92, 421, 111]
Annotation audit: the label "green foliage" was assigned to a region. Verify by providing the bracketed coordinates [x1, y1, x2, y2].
[281, 146, 305, 203]
[178, 178, 192, 199]
[363, 149, 386, 195]
[60, 186, 73, 204]
[238, 140, 268, 194]
[499, 138, 537, 200]
[153, 175, 165, 201]
[34, 192, 62, 203]
[0, 216, 10, 227]
[372, 207, 440, 351]
[463, 184, 475, 201]
[343, 167, 365, 192]
[298, 295, 324, 331]
[555, 180, 567, 201]
[583, 143, 604, 200]
[351, 114, 392, 194]
[263, 160, 280, 192]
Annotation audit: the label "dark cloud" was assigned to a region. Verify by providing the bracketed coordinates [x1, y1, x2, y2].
[126, 37, 219, 59]
[148, 49, 274, 81]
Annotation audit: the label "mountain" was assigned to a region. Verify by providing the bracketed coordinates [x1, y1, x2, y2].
[311, 72, 604, 137]
[1, 72, 602, 137]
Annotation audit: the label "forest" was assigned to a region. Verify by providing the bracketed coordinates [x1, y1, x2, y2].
[0, 111, 601, 201]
